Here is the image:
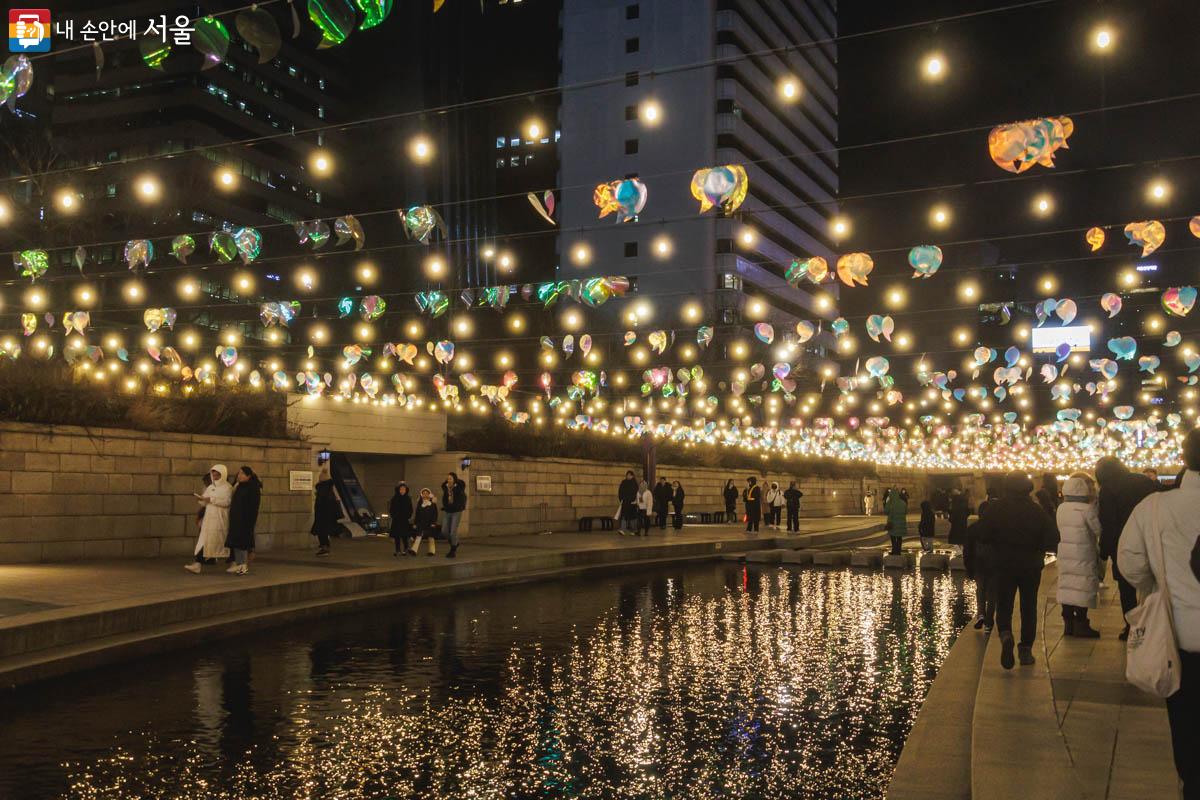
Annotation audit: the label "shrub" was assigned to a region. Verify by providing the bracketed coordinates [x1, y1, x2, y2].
[0, 360, 295, 439]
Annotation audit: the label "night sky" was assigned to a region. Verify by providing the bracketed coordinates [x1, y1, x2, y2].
[839, 0, 1200, 401]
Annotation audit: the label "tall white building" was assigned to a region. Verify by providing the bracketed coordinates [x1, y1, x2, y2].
[560, 0, 840, 381]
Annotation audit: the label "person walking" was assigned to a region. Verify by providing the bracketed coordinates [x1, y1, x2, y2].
[743, 477, 762, 534]
[723, 479, 739, 524]
[617, 470, 640, 536]
[223, 466, 261, 576]
[964, 511, 996, 632]
[764, 482, 782, 530]
[1056, 474, 1102, 637]
[918, 500, 936, 553]
[187, 465, 232, 573]
[409, 488, 439, 556]
[654, 478, 672, 529]
[948, 490, 970, 555]
[784, 481, 803, 533]
[1096, 456, 1163, 639]
[311, 465, 341, 556]
[1119, 429, 1200, 799]
[637, 480, 653, 536]
[671, 480, 686, 530]
[388, 482, 414, 556]
[974, 471, 1058, 669]
[884, 487, 907, 555]
[440, 472, 467, 559]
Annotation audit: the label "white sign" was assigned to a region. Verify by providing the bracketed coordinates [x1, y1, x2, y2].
[1031, 324, 1091, 354]
[475, 475, 493, 493]
[289, 470, 314, 492]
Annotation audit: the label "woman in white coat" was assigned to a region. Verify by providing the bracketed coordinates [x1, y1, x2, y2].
[186, 465, 232, 574]
[1055, 474, 1102, 637]
[765, 482, 783, 529]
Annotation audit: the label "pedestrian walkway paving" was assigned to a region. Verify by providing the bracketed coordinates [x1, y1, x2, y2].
[0, 516, 889, 689]
[971, 562, 1178, 800]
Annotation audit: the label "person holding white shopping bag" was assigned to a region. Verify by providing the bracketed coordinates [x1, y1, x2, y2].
[1119, 430, 1200, 799]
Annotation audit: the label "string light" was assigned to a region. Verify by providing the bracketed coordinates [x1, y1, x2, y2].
[640, 100, 662, 126]
[777, 76, 802, 103]
[136, 175, 161, 201]
[309, 150, 333, 176]
[1147, 179, 1170, 203]
[215, 167, 237, 190]
[830, 216, 850, 239]
[922, 52, 946, 80]
[1092, 25, 1114, 52]
[425, 256, 446, 279]
[570, 243, 592, 266]
[1032, 193, 1054, 216]
[56, 189, 79, 212]
[525, 120, 543, 140]
[929, 204, 951, 228]
[409, 135, 434, 163]
[652, 234, 673, 258]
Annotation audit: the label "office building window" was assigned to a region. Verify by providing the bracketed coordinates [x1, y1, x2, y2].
[554, 129, 562, 142]
[721, 273, 742, 290]
[625, 70, 639, 86]
[624, 138, 639, 155]
[510, 137, 520, 147]
[496, 136, 506, 148]
[625, 37, 639, 53]
[624, 242, 638, 257]
[626, 3, 640, 19]
[624, 105, 637, 121]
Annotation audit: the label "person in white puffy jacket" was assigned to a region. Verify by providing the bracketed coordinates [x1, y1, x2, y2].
[1055, 474, 1102, 638]
[636, 481, 654, 536]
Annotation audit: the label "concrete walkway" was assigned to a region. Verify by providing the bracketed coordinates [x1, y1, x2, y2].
[895, 560, 1179, 800]
[0, 516, 888, 689]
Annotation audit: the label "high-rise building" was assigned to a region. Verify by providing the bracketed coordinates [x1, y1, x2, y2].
[559, 0, 839, 383]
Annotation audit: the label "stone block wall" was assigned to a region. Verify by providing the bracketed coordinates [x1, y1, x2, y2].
[0, 422, 315, 563]
[428, 452, 929, 538]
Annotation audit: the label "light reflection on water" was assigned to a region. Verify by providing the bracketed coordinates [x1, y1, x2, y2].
[0, 564, 972, 799]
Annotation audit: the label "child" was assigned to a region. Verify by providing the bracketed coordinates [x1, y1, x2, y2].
[409, 487, 439, 557]
[918, 500, 935, 553]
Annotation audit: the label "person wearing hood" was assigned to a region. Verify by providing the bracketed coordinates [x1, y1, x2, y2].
[388, 482, 414, 556]
[311, 465, 341, 556]
[884, 487, 907, 555]
[636, 480, 654, 535]
[654, 478, 672, 529]
[186, 464, 232, 573]
[1119, 429, 1200, 798]
[223, 466, 261, 575]
[974, 471, 1058, 669]
[723, 479, 739, 524]
[1095, 456, 1163, 639]
[1055, 474, 1102, 637]
[410, 487, 439, 556]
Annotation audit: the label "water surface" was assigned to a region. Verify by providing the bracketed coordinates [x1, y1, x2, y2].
[0, 563, 972, 799]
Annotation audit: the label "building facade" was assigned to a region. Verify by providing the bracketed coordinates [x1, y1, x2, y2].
[559, 0, 840, 385]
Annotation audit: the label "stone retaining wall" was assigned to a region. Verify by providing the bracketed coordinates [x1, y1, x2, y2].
[0, 422, 314, 563]
[419, 452, 928, 537]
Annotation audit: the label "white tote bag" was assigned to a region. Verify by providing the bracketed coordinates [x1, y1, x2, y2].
[1124, 496, 1181, 698]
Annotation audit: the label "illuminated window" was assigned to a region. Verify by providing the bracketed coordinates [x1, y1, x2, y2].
[495, 136, 505, 148]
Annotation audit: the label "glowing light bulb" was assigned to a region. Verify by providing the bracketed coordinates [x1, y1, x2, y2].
[410, 135, 433, 163]
[1033, 193, 1053, 216]
[425, 256, 445, 278]
[57, 190, 78, 211]
[640, 100, 662, 126]
[526, 120, 542, 140]
[929, 204, 950, 228]
[778, 76, 801, 102]
[216, 168, 236, 188]
[137, 176, 160, 200]
[923, 53, 946, 80]
[831, 216, 850, 238]
[310, 150, 333, 176]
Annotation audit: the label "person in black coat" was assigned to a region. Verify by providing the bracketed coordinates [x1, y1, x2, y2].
[918, 500, 935, 553]
[618, 470, 640, 535]
[972, 471, 1058, 669]
[225, 466, 261, 575]
[784, 481, 803, 532]
[963, 511, 996, 632]
[723, 479, 739, 523]
[440, 472, 468, 559]
[743, 477, 762, 533]
[388, 482, 413, 556]
[671, 481, 686, 529]
[311, 466, 340, 556]
[410, 488, 440, 556]
[1095, 456, 1163, 638]
[947, 490, 970, 552]
[654, 478, 672, 529]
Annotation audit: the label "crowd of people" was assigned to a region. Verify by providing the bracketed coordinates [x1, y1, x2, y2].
[613, 474, 807, 535]
[949, 437, 1200, 798]
[617, 472, 687, 535]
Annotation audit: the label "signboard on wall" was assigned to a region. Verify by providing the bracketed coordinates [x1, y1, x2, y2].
[1030, 324, 1091, 353]
[475, 475, 493, 493]
[289, 470, 314, 492]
